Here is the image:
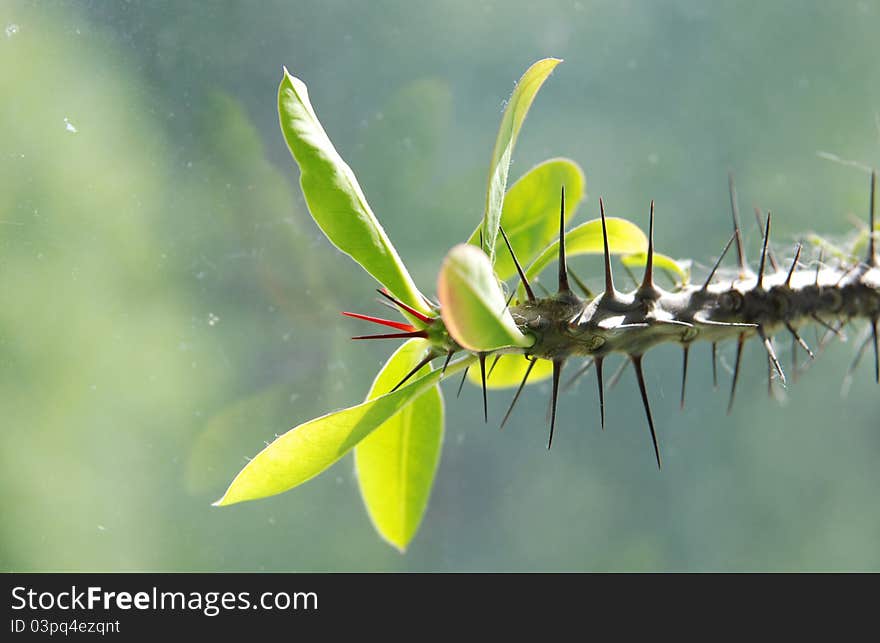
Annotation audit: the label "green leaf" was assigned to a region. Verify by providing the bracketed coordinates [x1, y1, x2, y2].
[278, 68, 429, 315]
[437, 244, 535, 352]
[212, 346, 467, 507]
[468, 354, 553, 389]
[621, 251, 692, 284]
[522, 217, 648, 293]
[468, 158, 585, 281]
[355, 340, 444, 552]
[482, 58, 562, 264]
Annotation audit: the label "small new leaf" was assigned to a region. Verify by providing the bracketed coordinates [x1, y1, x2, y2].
[438, 244, 535, 351]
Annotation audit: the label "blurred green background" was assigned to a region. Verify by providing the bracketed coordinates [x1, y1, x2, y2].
[2, 0, 879, 571]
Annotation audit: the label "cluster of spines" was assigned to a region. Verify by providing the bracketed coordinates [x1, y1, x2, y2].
[343, 170, 879, 470]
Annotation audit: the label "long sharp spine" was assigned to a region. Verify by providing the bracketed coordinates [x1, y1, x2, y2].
[754, 208, 779, 271]
[728, 172, 748, 274]
[479, 353, 488, 423]
[456, 367, 469, 398]
[558, 186, 570, 294]
[711, 342, 718, 389]
[680, 345, 689, 410]
[727, 333, 745, 415]
[376, 289, 434, 325]
[756, 212, 772, 290]
[872, 317, 879, 383]
[500, 226, 535, 302]
[631, 355, 662, 470]
[785, 243, 802, 287]
[391, 351, 438, 392]
[599, 198, 616, 296]
[640, 200, 656, 293]
[758, 326, 786, 386]
[595, 356, 606, 431]
[702, 233, 737, 291]
[869, 170, 877, 267]
[548, 359, 563, 449]
[501, 358, 536, 430]
[786, 322, 814, 359]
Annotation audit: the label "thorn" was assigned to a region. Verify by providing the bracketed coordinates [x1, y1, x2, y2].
[728, 172, 748, 274]
[595, 356, 605, 430]
[680, 345, 689, 410]
[479, 354, 488, 423]
[702, 233, 737, 291]
[391, 351, 438, 392]
[760, 330, 785, 387]
[375, 297, 401, 313]
[815, 248, 824, 286]
[562, 358, 594, 391]
[376, 289, 434, 325]
[456, 367, 469, 398]
[640, 199, 656, 292]
[441, 350, 455, 376]
[607, 358, 629, 391]
[767, 353, 773, 398]
[500, 226, 535, 302]
[756, 212, 772, 290]
[845, 326, 875, 384]
[693, 312, 758, 329]
[548, 359, 563, 449]
[727, 333, 745, 415]
[631, 355, 662, 470]
[785, 243, 802, 288]
[811, 313, 842, 337]
[791, 333, 799, 384]
[657, 319, 695, 329]
[599, 198, 616, 296]
[711, 342, 718, 389]
[352, 330, 429, 340]
[487, 354, 502, 379]
[479, 229, 484, 252]
[785, 322, 814, 359]
[753, 208, 779, 271]
[873, 317, 879, 383]
[869, 170, 877, 267]
[501, 358, 537, 430]
[568, 268, 594, 299]
[558, 186, 570, 294]
[817, 319, 846, 352]
[341, 311, 417, 333]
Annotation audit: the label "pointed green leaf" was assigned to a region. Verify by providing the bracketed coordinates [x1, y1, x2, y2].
[212, 345, 469, 507]
[438, 244, 535, 352]
[278, 68, 428, 315]
[468, 158, 585, 281]
[468, 353, 553, 390]
[621, 251, 692, 284]
[356, 340, 444, 552]
[522, 217, 648, 293]
[482, 58, 562, 264]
